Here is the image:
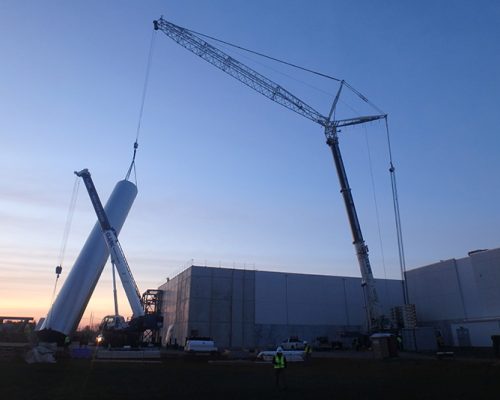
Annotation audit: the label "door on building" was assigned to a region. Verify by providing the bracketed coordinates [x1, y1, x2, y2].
[456, 327, 471, 347]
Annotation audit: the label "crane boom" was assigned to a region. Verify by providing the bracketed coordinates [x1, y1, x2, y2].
[153, 18, 326, 126]
[75, 169, 144, 317]
[154, 18, 386, 329]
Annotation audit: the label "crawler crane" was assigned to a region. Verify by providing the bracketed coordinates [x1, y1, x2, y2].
[154, 18, 387, 330]
[75, 169, 162, 346]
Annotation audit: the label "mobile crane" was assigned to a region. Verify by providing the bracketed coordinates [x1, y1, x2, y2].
[75, 169, 162, 346]
[153, 18, 386, 330]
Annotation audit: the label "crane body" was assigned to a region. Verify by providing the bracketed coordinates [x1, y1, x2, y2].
[74, 169, 163, 347]
[325, 126, 381, 330]
[154, 18, 386, 329]
[75, 169, 144, 318]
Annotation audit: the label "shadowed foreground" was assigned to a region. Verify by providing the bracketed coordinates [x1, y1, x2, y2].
[1, 356, 500, 399]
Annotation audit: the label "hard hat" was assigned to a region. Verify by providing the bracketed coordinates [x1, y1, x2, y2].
[276, 346, 283, 353]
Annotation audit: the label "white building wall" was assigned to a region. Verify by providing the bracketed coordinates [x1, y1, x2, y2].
[456, 257, 481, 318]
[407, 259, 466, 321]
[160, 266, 404, 349]
[255, 272, 363, 326]
[159, 268, 192, 346]
[471, 249, 500, 317]
[407, 247, 500, 347]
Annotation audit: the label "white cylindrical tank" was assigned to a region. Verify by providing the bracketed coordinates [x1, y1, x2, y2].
[38, 179, 138, 343]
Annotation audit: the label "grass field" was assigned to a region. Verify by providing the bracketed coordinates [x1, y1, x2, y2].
[2, 352, 500, 399]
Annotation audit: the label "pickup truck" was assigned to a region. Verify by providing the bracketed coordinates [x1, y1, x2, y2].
[281, 337, 307, 350]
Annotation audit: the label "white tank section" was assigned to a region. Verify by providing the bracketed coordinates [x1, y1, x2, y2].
[38, 179, 137, 341]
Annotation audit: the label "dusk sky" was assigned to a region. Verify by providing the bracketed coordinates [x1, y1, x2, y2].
[1, 1, 499, 326]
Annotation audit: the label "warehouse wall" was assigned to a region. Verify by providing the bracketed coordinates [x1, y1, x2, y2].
[253, 271, 404, 347]
[471, 249, 500, 317]
[159, 266, 405, 349]
[186, 267, 255, 348]
[406, 247, 500, 346]
[158, 268, 192, 347]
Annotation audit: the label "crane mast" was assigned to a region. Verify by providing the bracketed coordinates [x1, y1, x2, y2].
[75, 169, 144, 318]
[154, 18, 386, 330]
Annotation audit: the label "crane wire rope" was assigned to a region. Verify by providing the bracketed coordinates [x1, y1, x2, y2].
[214, 40, 338, 100]
[363, 125, 388, 279]
[343, 99, 406, 306]
[57, 176, 80, 269]
[47, 176, 80, 327]
[187, 27, 341, 83]
[125, 28, 158, 183]
[385, 116, 409, 304]
[185, 26, 386, 116]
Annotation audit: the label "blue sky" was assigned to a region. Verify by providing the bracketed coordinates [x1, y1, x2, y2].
[1, 0, 499, 322]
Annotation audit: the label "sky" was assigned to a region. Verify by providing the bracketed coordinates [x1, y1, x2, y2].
[1, 0, 499, 326]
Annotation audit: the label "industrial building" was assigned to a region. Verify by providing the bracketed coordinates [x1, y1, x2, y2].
[159, 266, 404, 349]
[406, 247, 500, 347]
[159, 247, 500, 350]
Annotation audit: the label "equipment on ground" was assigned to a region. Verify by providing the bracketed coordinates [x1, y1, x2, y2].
[0, 317, 34, 342]
[153, 18, 386, 330]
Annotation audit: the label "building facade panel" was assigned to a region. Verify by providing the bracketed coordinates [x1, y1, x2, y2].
[471, 248, 500, 316]
[254, 271, 288, 325]
[455, 257, 481, 318]
[160, 265, 405, 349]
[407, 260, 466, 321]
[406, 248, 500, 346]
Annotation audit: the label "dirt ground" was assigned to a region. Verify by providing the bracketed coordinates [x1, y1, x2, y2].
[1, 350, 500, 399]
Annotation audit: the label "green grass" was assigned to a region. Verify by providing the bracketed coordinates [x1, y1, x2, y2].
[1, 356, 500, 399]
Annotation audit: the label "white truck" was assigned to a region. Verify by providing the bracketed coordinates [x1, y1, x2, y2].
[184, 337, 218, 354]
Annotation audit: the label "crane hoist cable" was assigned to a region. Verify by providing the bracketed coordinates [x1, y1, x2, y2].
[46, 176, 80, 327]
[125, 28, 158, 183]
[385, 116, 409, 305]
[57, 176, 80, 270]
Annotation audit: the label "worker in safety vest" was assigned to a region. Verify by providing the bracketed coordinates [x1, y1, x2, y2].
[272, 347, 287, 388]
[304, 342, 312, 361]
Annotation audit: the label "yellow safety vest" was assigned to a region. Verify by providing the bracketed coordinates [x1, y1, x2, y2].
[274, 354, 285, 369]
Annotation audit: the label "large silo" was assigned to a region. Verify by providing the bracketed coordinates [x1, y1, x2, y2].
[37, 179, 137, 344]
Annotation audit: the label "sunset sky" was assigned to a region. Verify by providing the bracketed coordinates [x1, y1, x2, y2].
[1, 1, 499, 327]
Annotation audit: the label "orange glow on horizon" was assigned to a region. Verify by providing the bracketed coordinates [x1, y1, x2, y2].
[0, 285, 134, 329]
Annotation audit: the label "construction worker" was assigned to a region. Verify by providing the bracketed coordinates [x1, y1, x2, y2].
[272, 347, 287, 389]
[304, 341, 312, 361]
